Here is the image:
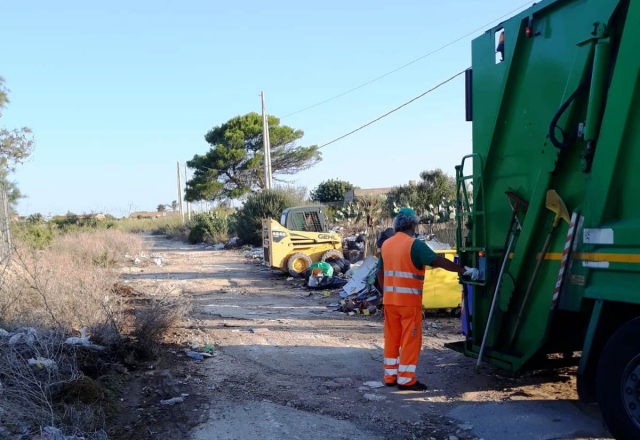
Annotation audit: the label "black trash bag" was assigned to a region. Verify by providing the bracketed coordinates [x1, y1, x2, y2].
[324, 257, 345, 273]
[307, 276, 348, 290]
[346, 240, 359, 250]
[326, 257, 352, 275]
[328, 262, 341, 275]
[301, 268, 312, 285]
[326, 257, 344, 271]
[347, 250, 364, 263]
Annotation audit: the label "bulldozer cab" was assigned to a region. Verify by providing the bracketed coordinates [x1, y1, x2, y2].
[262, 204, 342, 277]
[280, 205, 328, 233]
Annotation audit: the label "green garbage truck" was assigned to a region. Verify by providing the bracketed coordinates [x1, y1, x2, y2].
[447, 0, 640, 438]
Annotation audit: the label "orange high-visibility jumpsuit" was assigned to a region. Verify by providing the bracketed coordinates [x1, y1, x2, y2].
[379, 233, 425, 387]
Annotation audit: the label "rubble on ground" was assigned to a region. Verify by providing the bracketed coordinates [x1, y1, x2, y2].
[0, 327, 111, 440]
[126, 252, 165, 266]
[243, 247, 264, 264]
[299, 255, 383, 316]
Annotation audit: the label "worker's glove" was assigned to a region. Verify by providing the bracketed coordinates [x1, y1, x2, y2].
[463, 266, 480, 280]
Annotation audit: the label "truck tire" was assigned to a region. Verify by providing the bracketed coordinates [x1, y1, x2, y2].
[596, 317, 640, 439]
[287, 253, 313, 278]
[321, 249, 343, 261]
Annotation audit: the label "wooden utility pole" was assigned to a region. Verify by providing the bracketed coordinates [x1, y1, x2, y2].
[260, 91, 273, 190]
[177, 161, 184, 223]
[184, 163, 191, 221]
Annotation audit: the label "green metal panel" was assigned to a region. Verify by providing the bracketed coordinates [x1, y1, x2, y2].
[455, 0, 637, 372]
[577, 299, 603, 374]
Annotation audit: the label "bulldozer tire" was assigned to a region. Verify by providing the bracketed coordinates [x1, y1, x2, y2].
[321, 249, 343, 261]
[596, 317, 640, 440]
[287, 253, 313, 278]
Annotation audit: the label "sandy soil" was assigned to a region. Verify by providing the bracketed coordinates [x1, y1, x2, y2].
[113, 234, 614, 440]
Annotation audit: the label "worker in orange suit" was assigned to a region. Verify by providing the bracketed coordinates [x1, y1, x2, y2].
[376, 207, 480, 390]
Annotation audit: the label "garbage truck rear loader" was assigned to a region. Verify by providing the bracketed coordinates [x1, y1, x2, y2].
[447, 0, 640, 437]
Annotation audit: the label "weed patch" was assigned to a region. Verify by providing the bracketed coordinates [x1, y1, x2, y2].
[0, 230, 189, 438]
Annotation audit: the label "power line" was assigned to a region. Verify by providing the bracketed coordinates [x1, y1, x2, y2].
[193, 70, 465, 174]
[281, 1, 533, 119]
[317, 69, 467, 150]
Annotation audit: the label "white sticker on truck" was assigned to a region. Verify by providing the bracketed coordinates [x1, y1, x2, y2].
[583, 261, 610, 269]
[583, 228, 614, 244]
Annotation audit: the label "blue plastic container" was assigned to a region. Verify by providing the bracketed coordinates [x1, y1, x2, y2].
[461, 284, 473, 337]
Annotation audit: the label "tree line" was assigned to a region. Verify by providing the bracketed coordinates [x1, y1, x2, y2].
[182, 111, 457, 218]
[309, 171, 456, 222]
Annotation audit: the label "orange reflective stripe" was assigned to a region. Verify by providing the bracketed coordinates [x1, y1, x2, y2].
[383, 270, 424, 281]
[383, 286, 422, 295]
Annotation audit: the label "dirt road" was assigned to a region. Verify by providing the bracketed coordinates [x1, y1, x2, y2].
[121, 234, 613, 440]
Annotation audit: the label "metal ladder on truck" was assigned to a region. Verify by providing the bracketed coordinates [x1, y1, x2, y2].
[454, 153, 489, 353]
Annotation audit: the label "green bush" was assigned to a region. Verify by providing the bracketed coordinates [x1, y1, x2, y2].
[235, 190, 298, 246]
[310, 179, 354, 203]
[188, 209, 230, 244]
[12, 221, 58, 249]
[156, 222, 190, 241]
[226, 211, 239, 238]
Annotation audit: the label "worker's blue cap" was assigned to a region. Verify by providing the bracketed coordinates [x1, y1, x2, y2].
[396, 207, 417, 217]
[393, 207, 419, 232]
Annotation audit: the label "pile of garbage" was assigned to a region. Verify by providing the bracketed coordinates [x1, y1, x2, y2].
[341, 230, 367, 263]
[200, 236, 245, 251]
[243, 247, 263, 264]
[302, 255, 383, 316]
[303, 257, 351, 290]
[336, 256, 382, 315]
[184, 342, 215, 361]
[303, 258, 351, 290]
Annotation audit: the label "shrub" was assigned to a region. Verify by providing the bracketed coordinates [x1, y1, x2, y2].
[226, 211, 239, 237]
[310, 179, 355, 203]
[0, 328, 109, 437]
[131, 293, 191, 359]
[188, 209, 230, 244]
[0, 230, 142, 330]
[0, 228, 188, 438]
[157, 222, 189, 242]
[12, 221, 58, 249]
[117, 215, 182, 234]
[235, 189, 298, 246]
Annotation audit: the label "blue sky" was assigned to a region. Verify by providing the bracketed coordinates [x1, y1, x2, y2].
[1, 0, 529, 217]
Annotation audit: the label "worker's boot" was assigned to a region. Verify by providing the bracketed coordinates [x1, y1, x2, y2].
[397, 380, 428, 391]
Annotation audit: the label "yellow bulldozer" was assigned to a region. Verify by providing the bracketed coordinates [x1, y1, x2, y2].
[262, 204, 343, 277]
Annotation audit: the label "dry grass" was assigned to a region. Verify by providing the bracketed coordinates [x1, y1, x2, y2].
[0, 229, 190, 438]
[0, 327, 113, 438]
[131, 291, 192, 359]
[0, 230, 143, 331]
[116, 215, 183, 234]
